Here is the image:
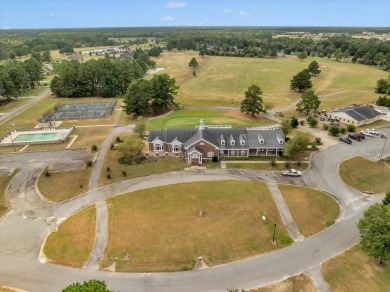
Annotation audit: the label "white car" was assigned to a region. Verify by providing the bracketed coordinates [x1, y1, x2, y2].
[282, 169, 302, 177]
[367, 129, 379, 135]
[360, 130, 374, 137]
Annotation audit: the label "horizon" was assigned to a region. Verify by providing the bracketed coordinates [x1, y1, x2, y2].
[1, 0, 390, 29]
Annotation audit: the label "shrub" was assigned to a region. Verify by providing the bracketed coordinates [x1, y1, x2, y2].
[285, 161, 290, 168]
[106, 167, 110, 172]
[134, 156, 146, 164]
[212, 156, 218, 162]
[323, 124, 329, 130]
[299, 120, 305, 126]
[91, 144, 97, 151]
[116, 136, 122, 143]
[45, 170, 51, 177]
[118, 156, 133, 165]
[271, 159, 276, 167]
[340, 127, 346, 134]
[315, 137, 322, 144]
[328, 125, 340, 136]
[110, 143, 115, 150]
[307, 115, 318, 127]
[86, 160, 93, 167]
[297, 161, 301, 166]
[106, 174, 111, 179]
[122, 170, 127, 176]
[79, 184, 83, 188]
[347, 124, 356, 132]
[290, 117, 299, 128]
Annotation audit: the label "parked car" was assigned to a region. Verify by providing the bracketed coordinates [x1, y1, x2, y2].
[339, 136, 352, 144]
[361, 130, 374, 138]
[357, 132, 366, 140]
[282, 169, 302, 177]
[367, 129, 379, 135]
[348, 134, 362, 141]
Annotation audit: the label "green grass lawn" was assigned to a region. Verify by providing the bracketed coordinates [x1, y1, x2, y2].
[0, 169, 18, 217]
[226, 162, 309, 172]
[146, 109, 275, 130]
[154, 52, 388, 109]
[99, 143, 188, 186]
[101, 181, 292, 272]
[322, 244, 390, 292]
[43, 205, 96, 268]
[0, 98, 29, 113]
[339, 156, 390, 194]
[278, 184, 340, 237]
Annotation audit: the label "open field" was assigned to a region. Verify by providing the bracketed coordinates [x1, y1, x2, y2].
[339, 156, 390, 194]
[322, 244, 390, 292]
[153, 52, 388, 109]
[43, 205, 96, 267]
[278, 184, 340, 237]
[101, 181, 292, 272]
[146, 109, 275, 130]
[37, 167, 92, 201]
[250, 273, 316, 292]
[98, 143, 187, 186]
[0, 170, 18, 217]
[0, 98, 29, 113]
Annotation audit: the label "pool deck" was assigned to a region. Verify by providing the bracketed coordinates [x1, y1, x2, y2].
[0, 127, 75, 146]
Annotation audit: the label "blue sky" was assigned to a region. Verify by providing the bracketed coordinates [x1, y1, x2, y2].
[1, 0, 389, 29]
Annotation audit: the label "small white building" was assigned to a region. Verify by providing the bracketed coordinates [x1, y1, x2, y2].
[330, 105, 382, 126]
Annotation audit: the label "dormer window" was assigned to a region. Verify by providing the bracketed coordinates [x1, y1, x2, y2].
[277, 134, 284, 145]
[258, 134, 264, 144]
[231, 140, 235, 146]
[240, 140, 245, 146]
[221, 140, 225, 146]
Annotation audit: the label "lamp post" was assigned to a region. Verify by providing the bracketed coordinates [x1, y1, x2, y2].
[379, 135, 388, 163]
[272, 223, 277, 244]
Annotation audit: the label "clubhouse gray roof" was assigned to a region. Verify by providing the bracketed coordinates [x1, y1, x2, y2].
[332, 105, 382, 122]
[148, 127, 285, 149]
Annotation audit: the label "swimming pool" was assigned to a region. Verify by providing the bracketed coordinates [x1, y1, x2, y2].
[14, 133, 61, 142]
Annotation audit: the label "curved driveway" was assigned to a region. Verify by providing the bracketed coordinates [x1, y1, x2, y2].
[0, 127, 389, 291]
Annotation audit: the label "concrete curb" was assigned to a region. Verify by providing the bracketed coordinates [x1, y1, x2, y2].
[34, 167, 55, 204]
[2, 168, 19, 215]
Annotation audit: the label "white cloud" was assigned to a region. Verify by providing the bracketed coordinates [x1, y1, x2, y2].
[166, 2, 186, 9]
[238, 11, 250, 19]
[222, 9, 231, 13]
[48, 13, 55, 18]
[2, 27, 11, 30]
[161, 16, 175, 21]
[196, 22, 203, 26]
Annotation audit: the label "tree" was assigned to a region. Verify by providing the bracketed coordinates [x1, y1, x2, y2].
[240, 85, 264, 117]
[290, 69, 312, 92]
[188, 57, 199, 68]
[290, 117, 299, 128]
[134, 116, 146, 137]
[23, 57, 44, 86]
[383, 191, 390, 205]
[334, 48, 344, 61]
[296, 90, 321, 115]
[42, 50, 52, 63]
[328, 125, 340, 136]
[116, 134, 144, 162]
[263, 102, 274, 114]
[0, 70, 17, 101]
[149, 73, 179, 114]
[281, 119, 292, 137]
[283, 132, 309, 157]
[307, 115, 318, 127]
[357, 203, 390, 265]
[297, 51, 308, 61]
[123, 79, 150, 116]
[375, 78, 390, 94]
[307, 60, 321, 76]
[62, 279, 112, 292]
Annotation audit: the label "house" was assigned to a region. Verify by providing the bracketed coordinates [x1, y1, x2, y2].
[42, 64, 53, 75]
[329, 105, 382, 126]
[67, 54, 84, 62]
[119, 52, 134, 59]
[147, 120, 285, 165]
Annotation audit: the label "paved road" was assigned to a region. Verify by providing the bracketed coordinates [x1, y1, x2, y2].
[0, 127, 389, 291]
[0, 88, 51, 124]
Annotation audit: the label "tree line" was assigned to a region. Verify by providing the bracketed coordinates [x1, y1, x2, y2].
[50, 49, 153, 98]
[0, 57, 44, 103]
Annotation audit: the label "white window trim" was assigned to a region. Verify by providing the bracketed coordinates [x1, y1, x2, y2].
[207, 151, 214, 158]
[154, 144, 163, 151]
[221, 140, 225, 146]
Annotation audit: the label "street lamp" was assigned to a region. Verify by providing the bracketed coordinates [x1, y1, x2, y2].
[272, 223, 277, 244]
[379, 135, 388, 163]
